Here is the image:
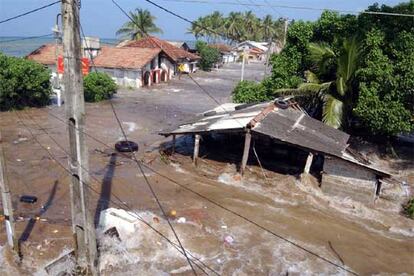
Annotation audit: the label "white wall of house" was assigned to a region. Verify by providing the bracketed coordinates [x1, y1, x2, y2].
[180, 60, 198, 73]
[96, 67, 142, 88]
[160, 57, 175, 79]
[222, 54, 236, 63]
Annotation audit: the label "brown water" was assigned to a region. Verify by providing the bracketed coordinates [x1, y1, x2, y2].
[0, 64, 413, 275]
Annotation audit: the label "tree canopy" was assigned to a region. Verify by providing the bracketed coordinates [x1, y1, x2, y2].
[232, 1, 414, 137]
[188, 11, 285, 43]
[116, 8, 163, 40]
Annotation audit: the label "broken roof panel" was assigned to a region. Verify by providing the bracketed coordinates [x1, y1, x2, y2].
[252, 108, 349, 157]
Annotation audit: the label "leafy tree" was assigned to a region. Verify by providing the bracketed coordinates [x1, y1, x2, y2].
[353, 29, 413, 136]
[83, 72, 117, 102]
[0, 54, 51, 111]
[116, 8, 163, 40]
[195, 41, 221, 71]
[232, 80, 268, 103]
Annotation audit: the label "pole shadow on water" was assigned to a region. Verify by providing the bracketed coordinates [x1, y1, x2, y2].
[94, 153, 117, 227]
[19, 180, 59, 243]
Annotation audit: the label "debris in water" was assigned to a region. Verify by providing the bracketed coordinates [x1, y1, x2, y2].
[224, 235, 234, 245]
[53, 229, 59, 234]
[153, 216, 160, 223]
[221, 225, 228, 229]
[104, 226, 121, 241]
[0, 215, 4, 222]
[20, 195, 38, 203]
[177, 217, 186, 223]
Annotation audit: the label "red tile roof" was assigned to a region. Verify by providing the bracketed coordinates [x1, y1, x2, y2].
[93, 46, 161, 69]
[209, 43, 233, 53]
[26, 44, 62, 65]
[124, 36, 200, 62]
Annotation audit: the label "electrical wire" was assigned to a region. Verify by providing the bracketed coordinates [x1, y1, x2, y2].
[0, 33, 54, 43]
[158, 0, 414, 17]
[15, 109, 218, 276]
[79, 22, 198, 275]
[30, 104, 358, 275]
[0, 1, 61, 25]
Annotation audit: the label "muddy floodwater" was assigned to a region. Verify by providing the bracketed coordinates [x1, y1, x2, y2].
[0, 63, 413, 275]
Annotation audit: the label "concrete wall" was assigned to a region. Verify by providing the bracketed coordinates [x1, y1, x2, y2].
[96, 67, 142, 88]
[321, 156, 378, 202]
[160, 57, 175, 79]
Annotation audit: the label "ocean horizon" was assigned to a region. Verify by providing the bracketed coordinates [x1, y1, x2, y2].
[0, 36, 119, 57]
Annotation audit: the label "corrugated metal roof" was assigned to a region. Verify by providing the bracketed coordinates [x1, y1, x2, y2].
[160, 100, 391, 176]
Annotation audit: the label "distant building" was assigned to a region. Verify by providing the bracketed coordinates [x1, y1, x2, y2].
[123, 36, 200, 75]
[26, 43, 170, 88]
[236, 41, 268, 61]
[209, 43, 237, 63]
[93, 46, 169, 88]
[166, 41, 190, 51]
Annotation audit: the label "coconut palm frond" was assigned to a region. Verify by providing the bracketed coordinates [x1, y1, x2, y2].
[322, 94, 344, 129]
[304, 70, 320, 83]
[309, 42, 336, 74]
[337, 36, 360, 83]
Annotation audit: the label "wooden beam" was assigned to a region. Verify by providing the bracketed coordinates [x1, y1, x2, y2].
[304, 152, 314, 174]
[240, 130, 252, 175]
[193, 134, 201, 165]
[172, 135, 176, 154]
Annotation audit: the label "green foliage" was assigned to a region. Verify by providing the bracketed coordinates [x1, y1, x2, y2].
[189, 11, 284, 43]
[403, 198, 414, 219]
[233, 2, 414, 138]
[83, 72, 117, 102]
[195, 41, 221, 71]
[0, 54, 51, 111]
[354, 29, 414, 136]
[116, 8, 163, 40]
[232, 80, 269, 103]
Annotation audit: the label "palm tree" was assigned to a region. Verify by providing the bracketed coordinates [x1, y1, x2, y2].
[224, 12, 243, 43]
[116, 8, 163, 40]
[275, 37, 360, 129]
[261, 15, 274, 41]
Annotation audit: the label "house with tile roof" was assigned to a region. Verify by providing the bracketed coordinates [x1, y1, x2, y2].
[124, 36, 200, 76]
[209, 43, 237, 63]
[27, 44, 168, 88]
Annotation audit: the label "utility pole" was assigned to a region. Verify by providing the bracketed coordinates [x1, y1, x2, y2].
[61, 0, 98, 274]
[283, 18, 289, 47]
[241, 48, 246, 81]
[0, 132, 17, 254]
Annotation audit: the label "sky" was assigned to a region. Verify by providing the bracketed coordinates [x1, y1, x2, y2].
[0, 0, 406, 41]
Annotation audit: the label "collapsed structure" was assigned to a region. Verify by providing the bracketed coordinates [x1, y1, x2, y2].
[159, 99, 409, 205]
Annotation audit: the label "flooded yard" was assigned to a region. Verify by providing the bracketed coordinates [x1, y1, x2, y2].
[0, 62, 413, 275]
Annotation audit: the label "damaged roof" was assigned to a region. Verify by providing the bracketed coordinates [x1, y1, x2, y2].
[159, 100, 391, 176]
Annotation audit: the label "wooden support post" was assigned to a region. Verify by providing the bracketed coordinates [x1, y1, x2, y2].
[304, 152, 314, 174]
[240, 130, 252, 175]
[193, 134, 200, 165]
[61, 0, 98, 274]
[0, 132, 17, 254]
[172, 135, 176, 154]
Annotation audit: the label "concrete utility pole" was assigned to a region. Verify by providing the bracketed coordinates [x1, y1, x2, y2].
[0, 132, 17, 254]
[241, 49, 247, 81]
[283, 18, 289, 47]
[61, 0, 98, 274]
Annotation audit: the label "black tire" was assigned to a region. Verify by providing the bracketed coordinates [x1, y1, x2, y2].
[115, 140, 139, 153]
[275, 100, 289, 109]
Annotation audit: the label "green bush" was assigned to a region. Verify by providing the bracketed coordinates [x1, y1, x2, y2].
[403, 198, 414, 219]
[232, 80, 269, 103]
[0, 54, 51, 111]
[196, 41, 221, 71]
[83, 72, 117, 102]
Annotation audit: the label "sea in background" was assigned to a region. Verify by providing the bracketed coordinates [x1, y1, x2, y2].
[0, 36, 119, 57]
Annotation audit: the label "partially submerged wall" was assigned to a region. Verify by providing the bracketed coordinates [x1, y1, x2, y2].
[321, 156, 377, 202]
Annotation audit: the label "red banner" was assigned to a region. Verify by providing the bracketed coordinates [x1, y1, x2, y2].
[57, 56, 89, 75]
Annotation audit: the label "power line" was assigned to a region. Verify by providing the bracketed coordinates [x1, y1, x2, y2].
[129, 0, 240, 42]
[0, 33, 54, 44]
[32, 103, 357, 275]
[0, 1, 60, 25]
[159, 0, 414, 17]
[80, 22, 198, 275]
[15, 109, 218, 276]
